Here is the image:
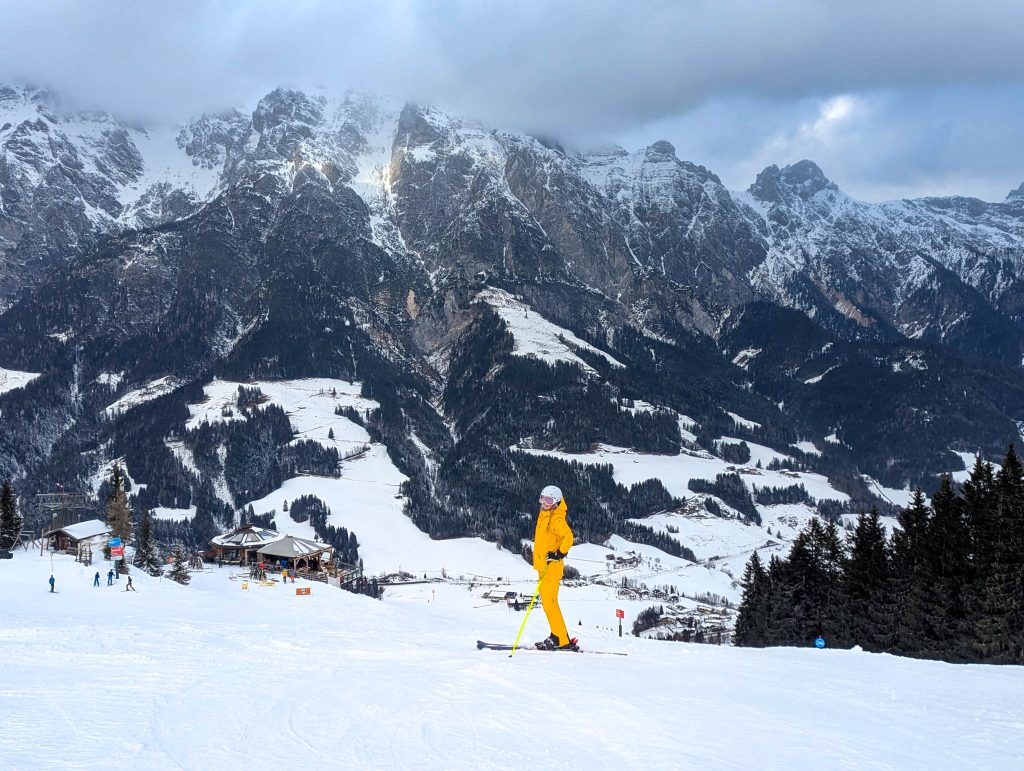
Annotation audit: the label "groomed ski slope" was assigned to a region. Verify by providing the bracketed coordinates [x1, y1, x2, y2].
[2, 551, 1022, 770]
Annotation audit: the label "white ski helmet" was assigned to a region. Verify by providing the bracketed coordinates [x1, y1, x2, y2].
[540, 485, 563, 504]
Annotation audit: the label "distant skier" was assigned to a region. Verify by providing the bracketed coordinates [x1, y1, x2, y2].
[49, 575, 55, 593]
[125, 575, 136, 592]
[282, 568, 288, 583]
[107, 569, 114, 586]
[532, 485, 577, 651]
[93, 571, 100, 587]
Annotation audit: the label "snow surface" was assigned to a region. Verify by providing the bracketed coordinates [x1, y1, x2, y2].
[724, 411, 761, 430]
[3, 548, 1023, 770]
[181, 378, 533, 578]
[863, 476, 917, 508]
[516, 444, 848, 506]
[57, 519, 110, 541]
[475, 287, 625, 374]
[793, 440, 823, 457]
[0, 366, 40, 395]
[95, 372, 124, 388]
[103, 376, 180, 418]
[951, 451, 978, 483]
[717, 437, 793, 468]
[122, 124, 222, 208]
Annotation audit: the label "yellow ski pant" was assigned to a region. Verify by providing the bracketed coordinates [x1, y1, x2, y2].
[539, 560, 569, 645]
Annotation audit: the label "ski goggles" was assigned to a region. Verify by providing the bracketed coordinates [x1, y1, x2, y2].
[539, 495, 557, 507]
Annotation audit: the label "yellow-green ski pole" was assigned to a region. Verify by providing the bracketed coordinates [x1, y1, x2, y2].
[509, 564, 549, 658]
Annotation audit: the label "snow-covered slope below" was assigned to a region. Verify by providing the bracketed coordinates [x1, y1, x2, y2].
[0, 366, 39, 395]
[476, 287, 624, 373]
[3, 549, 1022, 770]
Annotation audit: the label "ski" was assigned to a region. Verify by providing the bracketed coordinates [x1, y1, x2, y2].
[476, 640, 627, 656]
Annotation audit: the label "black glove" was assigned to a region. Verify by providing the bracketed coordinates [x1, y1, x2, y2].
[546, 550, 567, 562]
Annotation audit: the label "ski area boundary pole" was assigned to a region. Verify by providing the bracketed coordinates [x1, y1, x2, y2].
[509, 565, 549, 658]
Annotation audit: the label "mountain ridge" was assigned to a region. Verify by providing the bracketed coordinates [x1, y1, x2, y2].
[1, 83, 1023, 558]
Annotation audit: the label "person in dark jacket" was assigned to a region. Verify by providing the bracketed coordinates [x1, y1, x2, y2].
[49, 575, 55, 593]
[107, 569, 114, 586]
[125, 575, 136, 592]
[93, 571, 100, 587]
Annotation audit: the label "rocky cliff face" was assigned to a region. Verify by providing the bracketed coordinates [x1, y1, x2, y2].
[741, 160, 1024, 360]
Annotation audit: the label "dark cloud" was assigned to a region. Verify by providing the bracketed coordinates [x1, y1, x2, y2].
[1, 0, 1021, 200]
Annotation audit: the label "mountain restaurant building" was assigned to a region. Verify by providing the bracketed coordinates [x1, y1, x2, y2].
[210, 525, 282, 566]
[255, 535, 334, 575]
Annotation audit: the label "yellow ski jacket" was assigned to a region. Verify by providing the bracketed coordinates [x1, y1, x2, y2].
[533, 499, 573, 572]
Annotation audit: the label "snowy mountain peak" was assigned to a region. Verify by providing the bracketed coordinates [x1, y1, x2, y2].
[749, 160, 838, 204]
[0, 84, 52, 121]
[1008, 181, 1024, 202]
[251, 87, 325, 134]
[644, 139, 677, 161]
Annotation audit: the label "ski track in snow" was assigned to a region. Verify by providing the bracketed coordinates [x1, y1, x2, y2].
[2, 550, 1023, 770]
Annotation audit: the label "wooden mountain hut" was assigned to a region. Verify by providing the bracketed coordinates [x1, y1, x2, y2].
[42, 519, 110, 555]
[256, 535, 334, 575]
[210, 525, 282, 565]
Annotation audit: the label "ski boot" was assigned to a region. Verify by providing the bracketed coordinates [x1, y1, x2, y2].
[535, 633, 560, 650]
[535, 633, 580, 651]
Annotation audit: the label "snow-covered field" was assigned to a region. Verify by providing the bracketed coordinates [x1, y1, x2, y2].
[103, 376, 181, 417]
[2, 549, 1022, 770]
[0, 366, 40, 395]
[475, 287, 624, 374]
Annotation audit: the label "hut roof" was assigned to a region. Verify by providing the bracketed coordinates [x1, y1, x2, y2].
[44, 519, 110, 541]
[256, 535, 332, 559]
[211, 525, 282, 549]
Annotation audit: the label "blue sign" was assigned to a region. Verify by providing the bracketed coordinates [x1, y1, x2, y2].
[108, 537, 122, 547]
[814, 636, 826, 649]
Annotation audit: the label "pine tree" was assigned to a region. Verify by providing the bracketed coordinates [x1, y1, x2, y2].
[168, 544, 191, 586]
[924, 475, 971, 659]
[735, 551, 769, 646]
[106, 462, 134, 540]
[962, 454, 996, 658]
[977, 445, 1024, 662]
[811, 517, 847, 646]
[769, 518, 846, 646]
[132, 509, 163, 577]
[763, 555, 786, 646]
[0, 480, 20, 551]
[191, 508, 218, 546]
[106, 464, 133, 573]
[889, 489, 933, 657]
[843, 509, 891, 651]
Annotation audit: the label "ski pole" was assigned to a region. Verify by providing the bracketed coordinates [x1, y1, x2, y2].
[509, 564, 549, 658]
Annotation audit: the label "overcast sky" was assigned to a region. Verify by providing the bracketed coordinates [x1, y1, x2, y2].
[1, 0, 1022, 202]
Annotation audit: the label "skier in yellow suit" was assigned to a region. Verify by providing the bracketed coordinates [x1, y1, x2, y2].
[533, 485, 577, 650]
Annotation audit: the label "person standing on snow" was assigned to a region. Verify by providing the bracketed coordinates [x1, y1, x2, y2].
[49, 575, 55, 593]
[107, 569, 114, 586]
[93, 571, 100, 587]
[533, 485, 577, 651]
[125, 575, 136, 592]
